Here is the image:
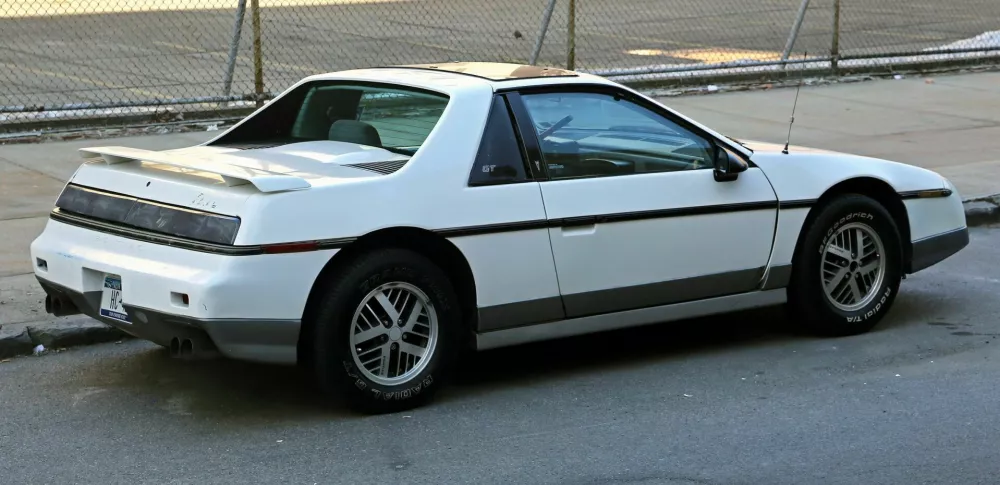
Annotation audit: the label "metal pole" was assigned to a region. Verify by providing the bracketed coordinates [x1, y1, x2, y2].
[831, 0, 841, 72]
[781, 0, 811, 61]
[530, 0, 558, 65]
[566, 0, 575, 70]
[222, 0, 247, 97]
[250, 0, 265, 107]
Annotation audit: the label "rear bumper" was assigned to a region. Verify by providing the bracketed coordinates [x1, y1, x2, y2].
[36, 277, 300, 364]
[909, 226, 969, 274]
[29, 218, 336, 364]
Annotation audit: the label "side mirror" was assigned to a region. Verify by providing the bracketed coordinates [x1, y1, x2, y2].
[713, 145, 749, 182]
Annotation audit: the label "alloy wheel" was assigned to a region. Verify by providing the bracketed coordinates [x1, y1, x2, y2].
[820, 222, 886, 312]
[349, 282, 438, 386]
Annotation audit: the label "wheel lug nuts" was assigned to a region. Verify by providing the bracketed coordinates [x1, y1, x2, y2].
[391, 343, 398, 350]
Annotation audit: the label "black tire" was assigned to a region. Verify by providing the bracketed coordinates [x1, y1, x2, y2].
[311, 248, 461, 414]
[788, 194, 903, 336]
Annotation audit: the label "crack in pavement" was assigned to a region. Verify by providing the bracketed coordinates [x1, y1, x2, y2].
[0, 214, 50, 222]
[0, 154, 67, 183]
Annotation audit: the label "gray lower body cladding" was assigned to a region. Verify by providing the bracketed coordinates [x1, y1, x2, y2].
[477, 266, 768, 333]
[909, 227, 969, 274]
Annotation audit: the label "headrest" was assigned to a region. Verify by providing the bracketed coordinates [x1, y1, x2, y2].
[328, 119, 382, 147]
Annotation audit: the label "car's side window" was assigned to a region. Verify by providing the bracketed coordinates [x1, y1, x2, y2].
[468, 95, 530, 186]
[519, 91, 716, 180]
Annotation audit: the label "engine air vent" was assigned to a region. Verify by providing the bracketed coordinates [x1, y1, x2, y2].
[344, 159, 409, 175]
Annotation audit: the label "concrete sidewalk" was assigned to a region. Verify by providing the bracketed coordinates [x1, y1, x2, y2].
[2, 70, 1000, 355]
[663, 70, 1000, 201]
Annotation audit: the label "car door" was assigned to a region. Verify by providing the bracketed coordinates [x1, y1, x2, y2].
[457, 93, 566, 332]
[506, 87, 778, 318]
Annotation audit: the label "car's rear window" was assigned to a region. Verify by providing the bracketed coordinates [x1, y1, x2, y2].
[209, 81, 450, 156]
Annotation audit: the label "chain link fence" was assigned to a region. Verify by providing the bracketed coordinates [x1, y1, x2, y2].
[2, 0, 999, 133]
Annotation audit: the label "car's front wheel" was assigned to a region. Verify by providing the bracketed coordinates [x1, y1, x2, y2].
[788, 194, 903, 336]
[311, 248, 461, 414]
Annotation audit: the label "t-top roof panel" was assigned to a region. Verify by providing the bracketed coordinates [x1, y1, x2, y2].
[393, 62, 579, 81]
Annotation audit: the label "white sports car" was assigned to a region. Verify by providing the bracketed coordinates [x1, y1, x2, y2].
[31, 62, 968, 413]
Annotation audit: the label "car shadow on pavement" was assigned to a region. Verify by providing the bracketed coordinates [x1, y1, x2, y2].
[452, 304, 800, 392]
[68, 289, 948, 420]
[67, 305, 803, 421]
[72, 343, 350, 422]
[449, 289, 949, 399]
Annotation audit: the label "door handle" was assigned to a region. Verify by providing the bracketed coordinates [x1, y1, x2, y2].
[557, 216, 598, 236]
[561, 224, 596, 236]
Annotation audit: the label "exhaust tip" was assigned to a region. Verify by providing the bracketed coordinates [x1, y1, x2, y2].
[43, 293, 81, 317]
[45, 295, 65, 314]
[180, 339, 193, 356]
[167, 336, 220, 360]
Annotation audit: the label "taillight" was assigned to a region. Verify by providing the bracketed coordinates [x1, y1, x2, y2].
[55, 184, 241, 245]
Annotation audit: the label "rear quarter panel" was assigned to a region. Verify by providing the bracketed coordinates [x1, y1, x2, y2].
[232, 83, 563, 311]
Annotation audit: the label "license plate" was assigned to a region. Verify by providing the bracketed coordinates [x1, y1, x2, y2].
[99, 275, 130, 323]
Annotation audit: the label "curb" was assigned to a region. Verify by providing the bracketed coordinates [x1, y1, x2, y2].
[0, 317, 128, 360]
[963, 195, 1000, 227]
[1, 106, 253, 140]
[0, 195, 997, 361]
[622, 57, 1000, 91]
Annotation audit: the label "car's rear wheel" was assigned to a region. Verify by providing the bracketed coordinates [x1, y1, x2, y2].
[788, 194, 903, 336]
[311, 248, 461, 414]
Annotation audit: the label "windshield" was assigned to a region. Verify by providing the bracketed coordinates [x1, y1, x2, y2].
[209, 81, 450, 156]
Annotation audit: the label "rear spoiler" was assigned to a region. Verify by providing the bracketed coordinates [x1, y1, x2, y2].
[78, 146, 311, 193]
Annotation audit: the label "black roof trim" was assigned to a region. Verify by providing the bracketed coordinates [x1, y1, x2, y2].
[371, 62, 579, 82]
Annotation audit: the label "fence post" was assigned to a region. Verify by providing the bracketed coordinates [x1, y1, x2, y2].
[566, 0, 575, 69]
[831, 0, 841, 72]
[781, 0, 811, 62]
[251, 0, 265, 107]
[530, 0, 558, 65]
[222, 0, 247, 98]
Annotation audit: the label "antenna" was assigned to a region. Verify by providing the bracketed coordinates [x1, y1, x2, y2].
[782, 51, 806, 155]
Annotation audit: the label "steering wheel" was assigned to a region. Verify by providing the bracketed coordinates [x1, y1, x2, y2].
[538, 115, 573, 139]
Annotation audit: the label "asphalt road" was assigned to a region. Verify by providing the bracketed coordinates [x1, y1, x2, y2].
[1, 225, 999, 484]
[2, 0, 999, 115]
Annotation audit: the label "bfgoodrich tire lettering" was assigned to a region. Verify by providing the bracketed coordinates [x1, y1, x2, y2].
[311, 248, 461, 414]
[789, 194, 903, 336]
